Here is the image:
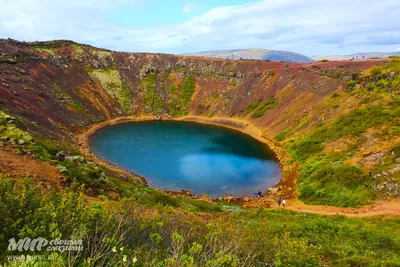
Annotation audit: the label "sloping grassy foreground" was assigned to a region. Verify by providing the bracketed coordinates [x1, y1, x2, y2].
[1, 178, 399, 267]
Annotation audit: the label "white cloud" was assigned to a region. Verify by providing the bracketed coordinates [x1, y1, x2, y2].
[1, 0, 400, 56]
[182, 2, 199, 13]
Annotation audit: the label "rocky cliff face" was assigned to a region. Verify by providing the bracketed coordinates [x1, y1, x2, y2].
[0, 39, 377, 141]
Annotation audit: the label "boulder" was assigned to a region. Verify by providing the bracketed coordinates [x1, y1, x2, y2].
[65, 155, 87, 164]
[56, 151, 66, 161]
[119, 173, 129, 182]
[267, 187, 279, 195]
[200, 194, 213, 202]
[56, 165, 68, 174]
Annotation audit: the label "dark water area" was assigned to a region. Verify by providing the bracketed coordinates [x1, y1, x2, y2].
[90, 121, 281, 198]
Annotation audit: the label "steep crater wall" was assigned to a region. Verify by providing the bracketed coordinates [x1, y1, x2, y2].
[1, 39, 398, 206]
[0, 39, 376, 140]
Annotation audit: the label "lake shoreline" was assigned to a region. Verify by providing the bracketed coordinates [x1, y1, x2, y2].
[77, 115, 297, 202]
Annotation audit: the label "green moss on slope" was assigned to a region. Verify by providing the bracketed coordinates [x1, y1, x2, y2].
[243, 99, 261, 116]
[142, 73, 163, 114]
[86, 66, 132, 114]
[181, 75, 195, 105]
[167, 75, 196, 117]
[252, 97, 279, 118]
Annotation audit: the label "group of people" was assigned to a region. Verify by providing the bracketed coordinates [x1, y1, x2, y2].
[277, 198, 286, 207]
[255, 190, 287, 207]
[350, 55, 365, 61]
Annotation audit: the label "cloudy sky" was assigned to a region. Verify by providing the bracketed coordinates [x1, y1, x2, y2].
[1, 0, 399, 56]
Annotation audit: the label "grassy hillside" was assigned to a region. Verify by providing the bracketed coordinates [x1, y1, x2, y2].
[280, 58, 400, 207]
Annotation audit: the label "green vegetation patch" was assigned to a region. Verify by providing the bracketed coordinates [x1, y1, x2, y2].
[297, 153, 373, 207]
[393, 144, 400, 158]
[167, 75, 196, 117]
[288, 105, 391, 163]
[72, 44, 84, 58]
[181, 75, 195, 105]
[252, 97, 279, 118]
[208, 110, 217, 118]
[0, 111, 33, 146]
[360, 58, 400, 92]
[69, 101, 86, 113]
[243, 99, 261, 115]
[286, 100, 399, 206]
[30, 40, 76, 49]
[87, 66, 132, 114]
[142, 73, 164, 115]
[33, 47, 56, 56]
[211, 91, 219, 101]
[274, 130, 289, 142]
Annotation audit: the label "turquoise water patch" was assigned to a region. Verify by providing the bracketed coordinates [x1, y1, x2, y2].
[90, 121, 281, 197]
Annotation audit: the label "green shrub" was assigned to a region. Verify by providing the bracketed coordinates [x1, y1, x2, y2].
[29, 137, 59, 161]
[331, 92, 340, 98]
[287, 138, 325, 162]
[208, 110, 217, 118]
[59, 160, 105, 188]
[211, 91, 219, 101]
[274, 130, 289, 142]
[243, 100, 261, 115]
[70, 101, 86, 112]
[346, 79, 357, 88]
[83, 66, 94, 74]
[252, 97, 279, 118]
[393, 144, 400, 158]
[183, 198, 222, 213]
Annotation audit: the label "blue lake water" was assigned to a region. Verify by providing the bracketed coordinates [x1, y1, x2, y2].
[90, 121, 281, 198]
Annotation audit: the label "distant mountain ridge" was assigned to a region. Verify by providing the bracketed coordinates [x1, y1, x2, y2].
[184, 48, 314, 63]
[312, 52, 400, 61]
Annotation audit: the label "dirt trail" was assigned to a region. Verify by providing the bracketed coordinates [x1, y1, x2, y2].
[272, 198, 400, 217]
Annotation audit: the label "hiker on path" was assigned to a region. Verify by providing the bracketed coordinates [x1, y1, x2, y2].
[257, 190, 262, 199]
[282, 199, 286, 207]
[278, 199, 282, 206]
